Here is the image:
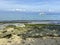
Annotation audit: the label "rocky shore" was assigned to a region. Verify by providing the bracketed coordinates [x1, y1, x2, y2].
[0, 23, 60, 45]
[0, 37, 60, 45]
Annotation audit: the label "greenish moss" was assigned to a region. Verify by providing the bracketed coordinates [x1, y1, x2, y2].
[0, 23, 60, 38]
[5, 25, 16, 28]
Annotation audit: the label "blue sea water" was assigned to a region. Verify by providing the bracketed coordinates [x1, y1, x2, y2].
[0, 11, 60, 21]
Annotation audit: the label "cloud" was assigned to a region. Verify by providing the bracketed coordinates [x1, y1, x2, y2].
[11, 8, 26, 12]
[0, 0, 60, 12]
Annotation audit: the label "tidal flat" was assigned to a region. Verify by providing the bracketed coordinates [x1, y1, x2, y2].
[0, 23, 60, 45]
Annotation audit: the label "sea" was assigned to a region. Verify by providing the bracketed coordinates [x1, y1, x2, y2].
[0, 11, 60, 21]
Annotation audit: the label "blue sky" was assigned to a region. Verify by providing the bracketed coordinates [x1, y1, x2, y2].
[0, 0, 60, 20]
[0, 0, 60, 12]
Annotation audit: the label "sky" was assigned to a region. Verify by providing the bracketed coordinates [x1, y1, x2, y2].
[0, 0, 60, 20]
[0, 0, 60, 12]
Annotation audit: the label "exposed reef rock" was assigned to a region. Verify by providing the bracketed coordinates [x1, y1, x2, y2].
[0, 23, 60, 45]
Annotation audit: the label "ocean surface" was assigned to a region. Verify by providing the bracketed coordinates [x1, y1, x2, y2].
[0, 11, 60, 21]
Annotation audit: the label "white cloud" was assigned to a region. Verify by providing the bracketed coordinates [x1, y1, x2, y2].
[0, 0, 60, 12]
[10, 8, 27, 12]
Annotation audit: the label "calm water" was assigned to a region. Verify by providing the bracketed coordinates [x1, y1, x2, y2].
[0, 11, 60, 21]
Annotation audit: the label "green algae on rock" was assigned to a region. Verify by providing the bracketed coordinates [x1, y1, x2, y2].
[0, 24, 60, 39]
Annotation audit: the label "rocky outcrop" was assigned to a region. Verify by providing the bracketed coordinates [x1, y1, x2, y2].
[0, 23, 60, 45]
